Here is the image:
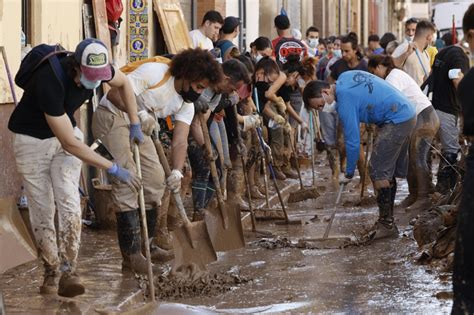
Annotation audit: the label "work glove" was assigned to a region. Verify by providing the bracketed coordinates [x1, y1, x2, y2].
[228, 92, 240, 106]
[107, 163, 141, 192]
[338, 173, 353, 185]
[274, 97, 287, 113]
[273, 114, 286, 126]
[194, 98, 209, 113]
[243, 113, 261, 131]
[166, 169, 183, 193]
[129, 123, 145, 144]
[137, 110, 156, 136]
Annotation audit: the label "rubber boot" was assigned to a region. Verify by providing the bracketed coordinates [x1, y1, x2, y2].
[155, 205, 173, 250]
[370, 187, 399, 240]
[58, 272, 85, 298]
[273, 167, 287, 180]
[145, 209, 174, 263]
[406, 168, 433, 212]
[116, 210, 156, 274]
[390, 178, 397, 210]
[39, 265, 58, 294]
[282, 165, 298, 179]
[436, 153, 458, 195]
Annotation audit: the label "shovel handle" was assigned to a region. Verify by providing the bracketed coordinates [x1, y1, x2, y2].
[132, 144, 155, 302]
[198, 114, 229, 229]
[323, 182, 345, 239]
[360, 128, 373, 198]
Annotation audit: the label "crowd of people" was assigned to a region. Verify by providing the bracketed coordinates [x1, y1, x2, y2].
[8, 4, 474, 312]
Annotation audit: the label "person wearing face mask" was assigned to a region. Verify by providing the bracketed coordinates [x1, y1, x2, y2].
[304, 26, 320, 58]
[8, 38, 141, 297]
[303, 71, 416, 240]
[93, 48, 223, 273]
[368, 55, 440, 212]
[453, 4, 474, 312]
[404, 18, 418, 43]
[392, 20, 436, 86]
[250, 36, 274, 64]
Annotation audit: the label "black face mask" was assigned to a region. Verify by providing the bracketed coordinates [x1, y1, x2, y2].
[254, 81, 270, 92]
[180, 85, 201, 103]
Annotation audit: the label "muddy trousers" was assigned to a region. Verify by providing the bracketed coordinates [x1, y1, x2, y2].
[452, 146, 474, 314]
[187, 139, 219, 210]
[269, 125, 292, 170]
[13, 129, 83, 274]
[406, 107, 440, 201]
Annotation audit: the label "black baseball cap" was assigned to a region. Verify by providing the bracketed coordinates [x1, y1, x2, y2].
[222, 16, 241, 34]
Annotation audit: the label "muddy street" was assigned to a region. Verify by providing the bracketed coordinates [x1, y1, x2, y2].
[0, 160, 452, 314]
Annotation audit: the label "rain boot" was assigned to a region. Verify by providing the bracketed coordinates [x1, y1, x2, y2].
[273, 167, 287, 180]
[370, 187, 399, 240]
[39, 265, 58, 294]
[116, 210, 155, 274]
[58, 272, 85, 298]
[406, 168, 433, 212]
[155, 205, 173, 250]
[436, 153, 458, 195]
[145, 209, 174, 263]
[282, 165, 298, 179]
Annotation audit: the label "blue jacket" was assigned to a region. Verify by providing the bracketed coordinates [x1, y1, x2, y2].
[335, 71, 416, 176]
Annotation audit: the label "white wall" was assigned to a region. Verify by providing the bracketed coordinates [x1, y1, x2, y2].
[245, 0, 260, 50]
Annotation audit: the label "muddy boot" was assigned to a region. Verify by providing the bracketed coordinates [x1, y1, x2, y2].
[407, 169, 433, 212]
[282, 166, 298, 179]
[58, 272, 85, 298]
[116, 210, 155, 275]
[39, 266, 59, 294]
[370, 187, 399, 240]
[273, 167, 287, 180]
[155, 206, 173, 251]
[249, 186, 265, 199]
[145, 209, 174, 263]
[436, 153, 458, 195]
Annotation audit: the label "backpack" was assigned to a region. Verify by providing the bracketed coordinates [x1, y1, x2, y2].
[15, 44, 70, 90]
[120, 56, 172, 90]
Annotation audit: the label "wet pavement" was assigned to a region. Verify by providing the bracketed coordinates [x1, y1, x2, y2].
[0, 156, 453, 314]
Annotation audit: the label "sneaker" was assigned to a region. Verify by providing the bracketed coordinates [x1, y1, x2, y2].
[368, 221, 399, 240]
[58, 273, 85, 298]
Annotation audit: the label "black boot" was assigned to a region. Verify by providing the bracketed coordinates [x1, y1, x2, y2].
[116, 210, 155, 274]
[389, 178, 397, 211]
[370, 187, 399, 240]
[144, 209, 174, 263]
[436, 152, 458, 195]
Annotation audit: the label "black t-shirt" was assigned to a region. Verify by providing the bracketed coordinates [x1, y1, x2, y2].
[274, 37, 307, 66]
[329, 58, 368, 81]
[431, 46, 469, 116]
[459, 67, 474, 136]
[277, 84, 293, 103]
[8, 57, 113, 139]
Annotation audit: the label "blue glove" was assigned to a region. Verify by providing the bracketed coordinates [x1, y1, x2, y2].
[107, 163, 141, 191]
[130, 123, 144, 144]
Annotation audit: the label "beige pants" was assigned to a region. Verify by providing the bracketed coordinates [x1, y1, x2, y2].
[13, 128, 83, 273]
[92, 106, 165, 212]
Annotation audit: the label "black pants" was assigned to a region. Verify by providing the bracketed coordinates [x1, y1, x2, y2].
[452, 145, 474, 314]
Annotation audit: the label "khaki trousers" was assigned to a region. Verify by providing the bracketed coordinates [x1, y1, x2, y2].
[13, 128, 83, 273]
[92, 107, 165, 212]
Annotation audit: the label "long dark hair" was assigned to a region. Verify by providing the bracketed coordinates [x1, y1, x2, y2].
[367, 55, 396, 77]
[253, 56, 279, 82]
[341, 32, 363, 60]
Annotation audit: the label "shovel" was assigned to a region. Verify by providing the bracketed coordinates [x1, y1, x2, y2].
[152, 134, 217, 270]
[360, 128, 373, 198]
[199, 114, 245, 251]
[301, 183, 352, 248]
[132, 144, 155, 302]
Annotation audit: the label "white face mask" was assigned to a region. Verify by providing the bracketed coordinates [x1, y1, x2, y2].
[309, 38, 319, 48]
[322, 94, 336, 113]
[333, 49, 342, 58]
[406, 35, 414, 42]
[297, 78, 306, 88]
[255, 53, 264, 63]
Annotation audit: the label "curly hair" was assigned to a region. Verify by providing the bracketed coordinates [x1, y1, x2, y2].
[169, 48, 223, 87]
[300, 56, 318, 78]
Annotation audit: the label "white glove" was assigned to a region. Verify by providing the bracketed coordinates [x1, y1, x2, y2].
[166, 169, 183, 192]
[137, 110, 156, 136]
[228, 92, 240, 106]
[338, 173, 353, 185]
[243, 114, 261, 131]
[300, 121, 308, 131]
[274, 97, 287, 113]
[273, 114, 286, 125]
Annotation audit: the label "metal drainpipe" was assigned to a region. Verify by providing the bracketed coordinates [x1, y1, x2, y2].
[338, 0, 342, 35]
[238, 0, 247, 52]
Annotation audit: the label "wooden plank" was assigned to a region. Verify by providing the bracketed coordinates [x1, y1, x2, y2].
[153, 0, 192, 54]
[128, 0, 150, 62]
[91, 0, 113, 58]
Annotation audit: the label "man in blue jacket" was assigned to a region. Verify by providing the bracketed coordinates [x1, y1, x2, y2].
[303, 70, 416, 239]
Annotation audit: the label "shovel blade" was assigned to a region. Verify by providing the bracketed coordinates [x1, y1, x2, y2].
[172, 221, 217, 270]
[205, 202, 245, 252]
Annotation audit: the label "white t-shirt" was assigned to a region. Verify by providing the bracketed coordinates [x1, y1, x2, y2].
[189, 29, 214, 50]
[392, 42, 430, 86]
[385, 68, 431, 115]
[100, 63, 194, 125]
